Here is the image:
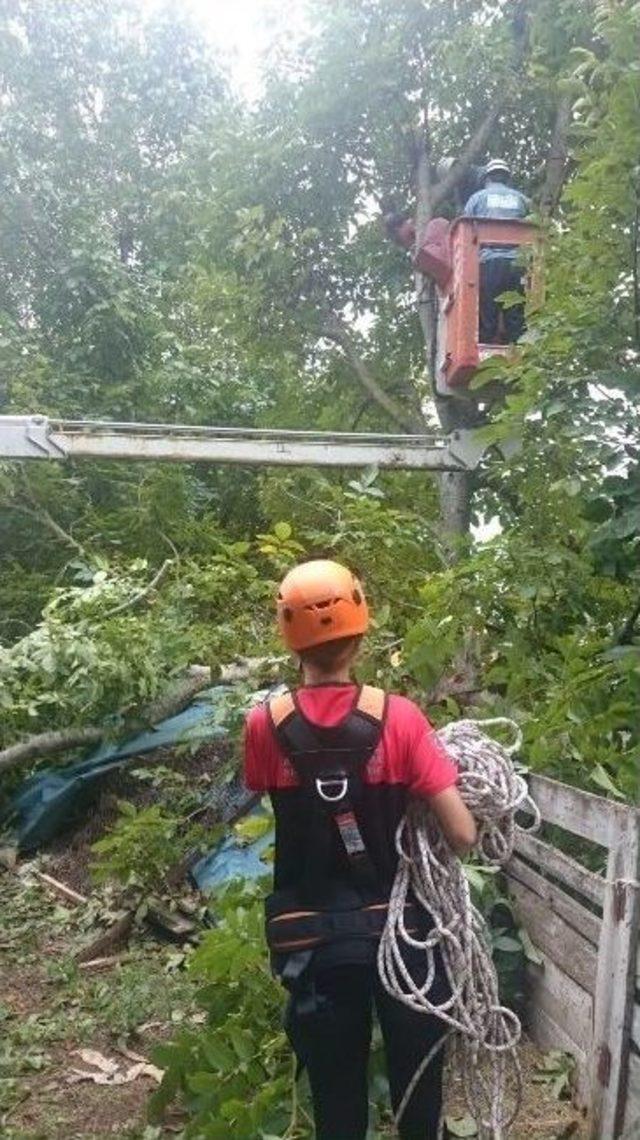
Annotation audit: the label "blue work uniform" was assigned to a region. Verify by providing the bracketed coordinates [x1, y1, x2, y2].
[464, 180, 529, 343]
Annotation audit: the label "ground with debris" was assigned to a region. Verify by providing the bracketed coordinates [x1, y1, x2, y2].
[0, 860, 587, 1140]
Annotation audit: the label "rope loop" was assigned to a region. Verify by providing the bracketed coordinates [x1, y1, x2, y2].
[378, 716, 536, 1138]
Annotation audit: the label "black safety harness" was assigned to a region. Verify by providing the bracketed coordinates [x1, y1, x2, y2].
[265, 685, 419, 983]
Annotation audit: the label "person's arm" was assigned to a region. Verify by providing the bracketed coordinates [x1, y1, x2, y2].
[428, 785, 477, 857]
[399, 697, 477, 856]
[243, 705, 270, 792]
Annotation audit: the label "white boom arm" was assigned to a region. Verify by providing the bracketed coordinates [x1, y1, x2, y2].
[0, 415, 485, 471]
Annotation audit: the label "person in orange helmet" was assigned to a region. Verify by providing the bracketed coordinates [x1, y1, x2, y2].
[244, 559, 477, 1140]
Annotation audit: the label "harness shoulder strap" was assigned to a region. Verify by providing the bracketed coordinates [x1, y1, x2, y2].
[356, 684, 386, 724]
[269, 690, 295, 729]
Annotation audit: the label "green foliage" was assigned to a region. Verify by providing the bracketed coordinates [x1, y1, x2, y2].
[0, 562, 193, 746]
[150, 882, 308, 1139]
[91, 801, 206, 894]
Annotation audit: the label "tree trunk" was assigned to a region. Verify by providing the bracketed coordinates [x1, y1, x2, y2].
[438, 470, 474, 538]
[415, 268, 479, 544]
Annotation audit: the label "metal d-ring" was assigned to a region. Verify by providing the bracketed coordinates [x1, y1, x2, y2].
[315, 775, 349, 803]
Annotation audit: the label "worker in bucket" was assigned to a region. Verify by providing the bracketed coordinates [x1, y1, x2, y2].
[244, 560, 477, 1140]
[464, 158, 529, 344]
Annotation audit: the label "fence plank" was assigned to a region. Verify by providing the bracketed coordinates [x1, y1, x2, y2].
[633, 1004, 640, 1052]
[528, 774, 633, 848]
[622, 1053, 640, 1139]
[515, 829, 605, 908]
[529, 1003, 590, 1107]
[508, 878, 597, 994]
[508, 855, 601, 946]
[526, 956, 593, 1056]
[589, 808, 640, 1139]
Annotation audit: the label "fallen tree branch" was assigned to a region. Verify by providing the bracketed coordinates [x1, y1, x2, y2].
[35, 871, 88, 906]
[0, 656, 279, 775]
[75, 911, 136, 963]
[102, 559, 173, 619]
[0, 725, 106, 774]
[78, 954, 128, 972]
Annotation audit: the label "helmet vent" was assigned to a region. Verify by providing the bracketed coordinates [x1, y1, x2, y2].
[283, 607, 293, 622]
[352, 589, 362, 605]
[320, 616, 333, 626]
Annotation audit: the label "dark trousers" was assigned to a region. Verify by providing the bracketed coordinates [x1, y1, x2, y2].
[285, 964, 447, 1140]
[479, 257, 526, 344]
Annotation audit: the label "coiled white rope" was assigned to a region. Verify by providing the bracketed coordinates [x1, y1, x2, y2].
[378, 718, 541, 1139]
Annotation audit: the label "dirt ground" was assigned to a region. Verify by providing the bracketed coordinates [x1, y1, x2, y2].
[0, 861, 587, 1140]
[0, 745, 586, 1140]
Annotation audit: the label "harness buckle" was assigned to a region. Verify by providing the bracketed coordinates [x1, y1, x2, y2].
[315, 775, 349, 803]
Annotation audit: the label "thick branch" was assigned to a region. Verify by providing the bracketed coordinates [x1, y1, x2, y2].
[539, 93, 573, 218]
[103, 559, 173, 619]
[429, 105, 502, 215]
[323, 313, 422, 431]
[0, 658, 278, 775]
[0, 725, 105, 774]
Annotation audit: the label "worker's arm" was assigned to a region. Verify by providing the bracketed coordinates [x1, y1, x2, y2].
[429, 785, 477, 856]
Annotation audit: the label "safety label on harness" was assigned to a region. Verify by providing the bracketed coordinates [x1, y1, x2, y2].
[335, 810, 367, 857]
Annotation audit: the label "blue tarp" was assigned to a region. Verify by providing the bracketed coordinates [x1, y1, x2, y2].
[3, 687, 233, 851]
[190, 805, 274, 892]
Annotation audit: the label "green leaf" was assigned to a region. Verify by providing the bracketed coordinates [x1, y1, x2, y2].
[233, 814, 273, 845]
[518, 927, 543, 965]
[203, 1035, 237, 1072]
[589, 763, 624, 799]
[493, 934, 523, 953]
[273, 521, 292, 541]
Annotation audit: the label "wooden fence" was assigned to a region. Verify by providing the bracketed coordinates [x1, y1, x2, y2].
[505, 775, 640, 1138]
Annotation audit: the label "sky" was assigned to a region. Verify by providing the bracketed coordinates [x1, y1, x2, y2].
[140, 0, 312, 100]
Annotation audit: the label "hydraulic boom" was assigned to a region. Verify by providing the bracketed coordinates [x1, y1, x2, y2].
[0, 416, 485, 471]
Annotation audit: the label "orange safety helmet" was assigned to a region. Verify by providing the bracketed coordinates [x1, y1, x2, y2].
[276, 559, 369, 651]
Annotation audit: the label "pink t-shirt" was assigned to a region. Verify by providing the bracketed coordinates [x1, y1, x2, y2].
[244, 683, 458, 798]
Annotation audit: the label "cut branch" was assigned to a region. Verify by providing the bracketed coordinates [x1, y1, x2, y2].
[323, 313, 422, 431]
[103, 559, 173, 619]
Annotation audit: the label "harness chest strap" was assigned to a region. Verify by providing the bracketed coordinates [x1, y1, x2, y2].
[268, 684, 387, 877]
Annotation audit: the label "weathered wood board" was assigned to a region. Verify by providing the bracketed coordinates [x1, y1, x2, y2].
[509, 775, 640, 1140]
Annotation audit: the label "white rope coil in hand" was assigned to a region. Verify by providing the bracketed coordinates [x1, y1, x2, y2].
[378, 718, 540, 1139]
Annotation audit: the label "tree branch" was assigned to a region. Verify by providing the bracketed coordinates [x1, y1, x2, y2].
[0, 725, 106, 775]
[539, 92, 573, 218]
[429, 105, 502, 215]
[6, 501, 87, 557]
[103, 559, 173, 619]
[0, 658, 279, 776]
[323, 313, 423, 431]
